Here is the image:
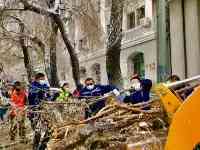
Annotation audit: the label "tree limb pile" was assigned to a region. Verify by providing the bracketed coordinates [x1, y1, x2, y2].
[47, 99, 167, 150]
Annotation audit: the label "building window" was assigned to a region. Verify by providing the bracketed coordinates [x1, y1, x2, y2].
[61, 72, 66, 80]
[79, 37, 88, 51]
[80, 67, 87, 79]
[105, 0, 112, 8]
[128, 52, 145, 78]
[137, 6, 145, 25]
[126, 5, 146, 30]
[91, 63, 101, 84]
[97, 0, 101, 13]
[132, 53, 145, 77]
[127, 12, 136, 29]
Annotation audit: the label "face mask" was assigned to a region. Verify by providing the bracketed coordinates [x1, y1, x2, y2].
[39, 80, 48, 85]
[132, 82, 142, 91]
[87, 85, 94, 90]
[64, 87, 70, 91]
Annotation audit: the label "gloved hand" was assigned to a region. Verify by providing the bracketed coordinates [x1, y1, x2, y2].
[112, 89, 120, 97]
[124, 91, 131, 96]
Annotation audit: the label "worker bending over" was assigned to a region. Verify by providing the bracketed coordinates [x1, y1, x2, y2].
[124, 74, 152, 104]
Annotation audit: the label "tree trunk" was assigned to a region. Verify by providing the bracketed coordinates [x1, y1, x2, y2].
[44, 48, 51, 85]
[33, 39, 51, 84]
[11, 16, 47, 83]
[49, 18, 59, 87]
[106, 0, 123, 88]
[53, 15, 80, 87]
[29, 34, 50, 84]
[19, 23, 33, 83]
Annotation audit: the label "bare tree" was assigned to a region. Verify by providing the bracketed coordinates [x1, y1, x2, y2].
[0, 12, 33, 82]
[0, 12, 48, 83]
[19, 0, 81, 87]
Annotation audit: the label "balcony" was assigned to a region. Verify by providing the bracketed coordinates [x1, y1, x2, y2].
[122, 18, 155, 44]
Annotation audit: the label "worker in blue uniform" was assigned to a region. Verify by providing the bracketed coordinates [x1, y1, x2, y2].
[80, 77, 120, 117]
[124, 74, 152, 104]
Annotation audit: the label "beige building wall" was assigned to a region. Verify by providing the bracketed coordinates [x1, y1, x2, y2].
[79, 49, 108, 85]
[169, 0, 186, 79]
[169, 0, 200, 79]
[184, 0, 200, 77]
[120, 0, 157, 88]
[121, 39, 157, 88]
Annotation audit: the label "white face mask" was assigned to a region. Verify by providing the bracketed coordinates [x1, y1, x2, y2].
[87, 85, 94, 90]
[131, 79, 142, 91]
[63, 87, 70, 91]
[133, 82, 142, 91]
[39, 80, 49, 85]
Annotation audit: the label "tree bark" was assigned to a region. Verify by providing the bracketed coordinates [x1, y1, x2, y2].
[19, 22, 33, 83]
[52, 15, 80, 87]
[106, 0, 123, 88]
[30, 36, 50, 82]
[49, 18, 59, 87]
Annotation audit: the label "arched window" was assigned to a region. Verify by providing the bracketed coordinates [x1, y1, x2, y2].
[91, 63, 101, 84]
[61, 72, 66, 80]
[128, 52, 145, 78]
[80, 66, 87, 79]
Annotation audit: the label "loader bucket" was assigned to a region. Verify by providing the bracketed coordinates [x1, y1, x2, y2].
[165, 86, 200, 150]
[155, 84, 182, 119]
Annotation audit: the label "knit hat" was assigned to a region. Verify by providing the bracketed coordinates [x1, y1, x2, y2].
[59, 81, 69, 87]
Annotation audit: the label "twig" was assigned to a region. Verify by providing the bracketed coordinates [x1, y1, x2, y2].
[79, 107, 117, 124]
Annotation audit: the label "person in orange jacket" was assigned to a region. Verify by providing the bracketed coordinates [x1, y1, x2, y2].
[9, 81, 27, 141]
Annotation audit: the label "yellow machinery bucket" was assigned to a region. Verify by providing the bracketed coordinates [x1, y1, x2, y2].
[165, 86, 200, 150]
[155, 84, 182, 119]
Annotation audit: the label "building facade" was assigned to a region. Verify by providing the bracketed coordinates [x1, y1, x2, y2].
[75, 0, 200, 87]
[74, 0, 157, 88]
[169, 0, 200, 79]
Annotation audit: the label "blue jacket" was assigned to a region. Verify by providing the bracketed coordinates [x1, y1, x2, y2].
[80, 84, 116, 97]
[124, 79, 152, 104]
[80, 84, 116, 113]
[28, 81, 49, 106]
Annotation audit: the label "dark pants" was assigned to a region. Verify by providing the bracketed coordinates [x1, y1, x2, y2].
[28, 111, 52, 150]
[9, 112, 26, 140]
[0, 108, 7, 121]
[85, 99, 105, 119]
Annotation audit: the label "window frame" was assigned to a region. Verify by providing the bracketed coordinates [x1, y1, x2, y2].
[126, 5, 146, 30]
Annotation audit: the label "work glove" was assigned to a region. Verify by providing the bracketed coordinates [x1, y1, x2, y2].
[124, 91, 131, 96]
[112, 89, 120, 97]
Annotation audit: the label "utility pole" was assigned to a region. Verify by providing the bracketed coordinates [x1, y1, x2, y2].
[157, 0, 171, 82]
